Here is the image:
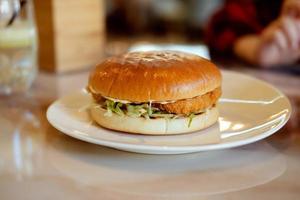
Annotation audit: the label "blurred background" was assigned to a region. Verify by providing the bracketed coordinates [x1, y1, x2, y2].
[34, 0, 300, 73]
[1, 0, 300, 75]
[105, 0, 222, 42]
[104, 0, 221, 58]
[0, 0, 299, 95]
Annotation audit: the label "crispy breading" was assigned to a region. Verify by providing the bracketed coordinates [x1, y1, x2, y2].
[155, 87, 221, 115]
[90, 87, 221, 115]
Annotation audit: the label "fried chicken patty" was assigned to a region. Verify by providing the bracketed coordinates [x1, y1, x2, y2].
[155, 87, 221, 115]
[90, 87, 221, 115]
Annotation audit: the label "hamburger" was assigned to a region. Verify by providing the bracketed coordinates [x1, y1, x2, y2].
[87, 51, 222, 135]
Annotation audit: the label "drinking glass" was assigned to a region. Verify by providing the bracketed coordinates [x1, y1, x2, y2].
[0, 0, 37, 94]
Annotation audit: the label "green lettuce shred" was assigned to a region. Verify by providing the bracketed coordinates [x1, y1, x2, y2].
[102, 99, 197, 128]
[103, 99, 175, 119]
[105, 100, 124, 116]
[150, 113, 175, 118]
[188, 113, 195, 128]
[126, 104, 146, 117]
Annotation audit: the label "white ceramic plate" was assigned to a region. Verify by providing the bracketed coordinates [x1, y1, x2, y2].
[47, 71, 291, 154]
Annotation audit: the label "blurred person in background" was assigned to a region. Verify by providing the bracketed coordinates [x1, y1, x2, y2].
[206, 0, 300, 67]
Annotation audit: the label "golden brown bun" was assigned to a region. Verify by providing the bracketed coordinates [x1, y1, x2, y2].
[88, 51, 221, 102]
[90, 106, 219, 135]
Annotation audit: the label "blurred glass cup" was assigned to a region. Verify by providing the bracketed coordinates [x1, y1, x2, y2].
[0, 0, 37, 95]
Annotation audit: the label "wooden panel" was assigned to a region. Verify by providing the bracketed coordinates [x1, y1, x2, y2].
[34, 0, 105, 73]
[34, 0, 56, 71]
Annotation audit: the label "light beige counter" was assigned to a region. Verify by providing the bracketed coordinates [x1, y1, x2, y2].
[0, 68, 299, 200]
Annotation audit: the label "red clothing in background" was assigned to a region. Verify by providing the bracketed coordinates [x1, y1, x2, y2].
[206, 0, 283, 55]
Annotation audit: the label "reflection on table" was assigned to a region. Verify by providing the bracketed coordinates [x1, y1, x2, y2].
[0, 52, 299, 199]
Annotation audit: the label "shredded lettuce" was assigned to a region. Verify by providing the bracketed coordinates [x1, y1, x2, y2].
[188, 113, 195, 128]
[147, 101, 153, 116]
[126, 104, 146, 117]
[103, 99, 175, 119]
[150, 113, 175, 118]
[105, 100, 124, 116]
[101, 99, 198, 128]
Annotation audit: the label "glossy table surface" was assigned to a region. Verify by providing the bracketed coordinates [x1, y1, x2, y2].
[0, 66, 299, 200]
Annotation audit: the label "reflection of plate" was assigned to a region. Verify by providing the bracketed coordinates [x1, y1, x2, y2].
[47, 70, 291, 154]
[48, 138, 286, 197]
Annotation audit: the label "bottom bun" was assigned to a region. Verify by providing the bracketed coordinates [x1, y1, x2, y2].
[90, 106, 219, 135]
